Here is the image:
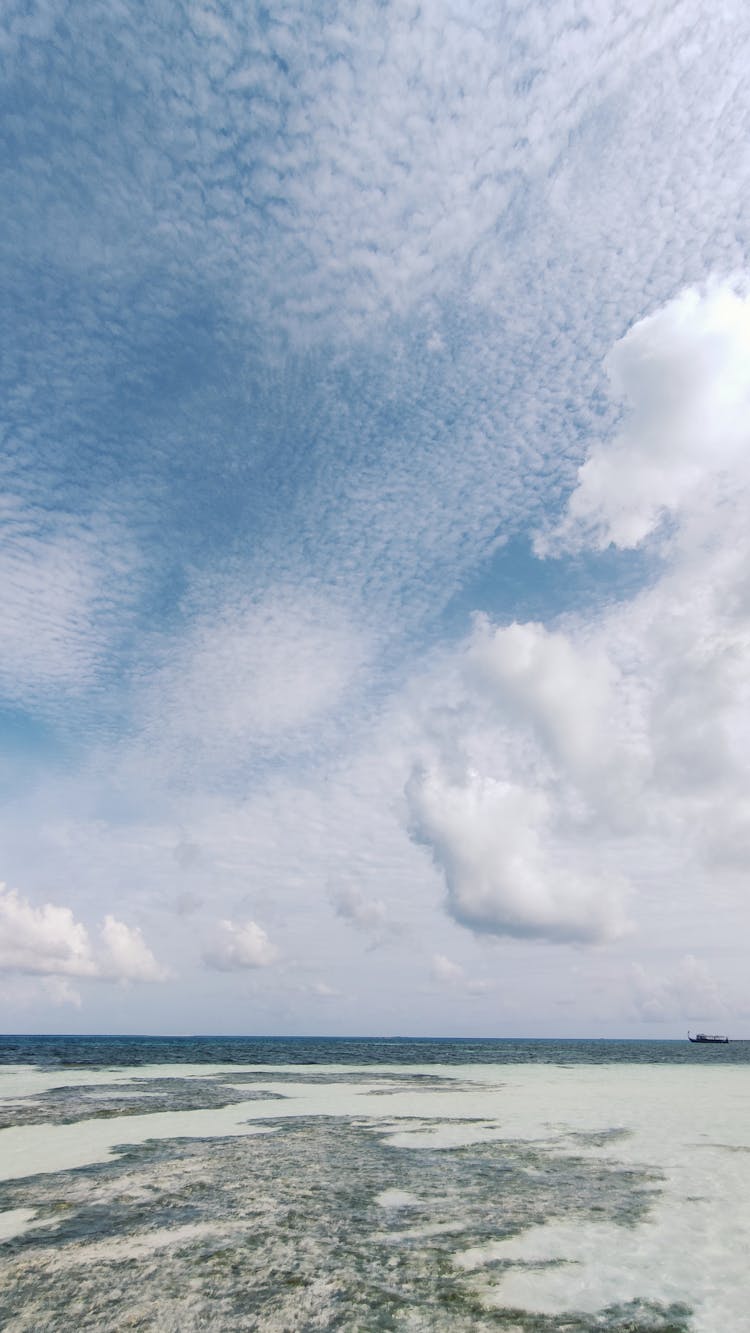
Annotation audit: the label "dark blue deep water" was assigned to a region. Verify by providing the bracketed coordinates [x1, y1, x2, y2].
[2, 1033, 748, 1068]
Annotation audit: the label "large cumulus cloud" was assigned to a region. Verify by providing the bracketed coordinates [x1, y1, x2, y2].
[407, 280, 750, 959]
[538, 281, 750, 554]
[408, 768, 629, 944]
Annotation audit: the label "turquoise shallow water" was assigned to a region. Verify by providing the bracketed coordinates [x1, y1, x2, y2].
[1, 1040, 748, 1331]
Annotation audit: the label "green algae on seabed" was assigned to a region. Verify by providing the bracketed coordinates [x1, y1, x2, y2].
[0, 1115, 664, 1332]
[0, 1079, 287, 1131]
[481, 1303, 692, 1332]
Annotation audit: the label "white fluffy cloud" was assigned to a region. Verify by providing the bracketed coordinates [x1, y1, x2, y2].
[468, 616, 647, 821]
[549, 281, 750, 842]
[98, 915, 169, 983]
[539, 281, 750, 554]
[407, 281, 750, 956]
[202, 919, 278, 971]
[408, 769, 629, 944]
[0, 882, 167, 983]
[0, 885, 95, 978]
[470, 619, 616, 772]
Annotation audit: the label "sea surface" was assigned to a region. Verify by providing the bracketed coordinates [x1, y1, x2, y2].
[1, 1036, 748, 1331]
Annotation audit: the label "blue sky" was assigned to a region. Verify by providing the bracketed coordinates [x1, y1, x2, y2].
[2, 0, 750, 1034]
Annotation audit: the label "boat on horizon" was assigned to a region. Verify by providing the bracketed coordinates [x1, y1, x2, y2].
[687, 1031, 729, 1044]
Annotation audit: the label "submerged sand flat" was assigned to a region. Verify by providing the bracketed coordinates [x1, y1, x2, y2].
[0, 1061, 747, 1331]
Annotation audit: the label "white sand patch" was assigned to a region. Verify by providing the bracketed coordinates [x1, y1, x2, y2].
[445, 1064, 750, 1333]
[375, 1188, 419, 1208]
[377, 1120, 511, 1150]
[0, 1107, 281, 1181]
[467, 1207, 742, 1330]
[0, 1206, 55, 1243]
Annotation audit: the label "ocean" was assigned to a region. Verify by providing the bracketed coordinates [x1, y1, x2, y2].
[1, 1036, 748, 1331]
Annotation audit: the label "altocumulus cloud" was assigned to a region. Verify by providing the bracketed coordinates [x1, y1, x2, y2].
[0, 509, 142, 715]
[137, 585, 368, 779]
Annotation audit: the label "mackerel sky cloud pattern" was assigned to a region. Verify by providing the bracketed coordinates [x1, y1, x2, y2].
[2, 0, 750, 1033]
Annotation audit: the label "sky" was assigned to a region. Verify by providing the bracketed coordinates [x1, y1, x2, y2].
[2, 0, 750, 1037]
